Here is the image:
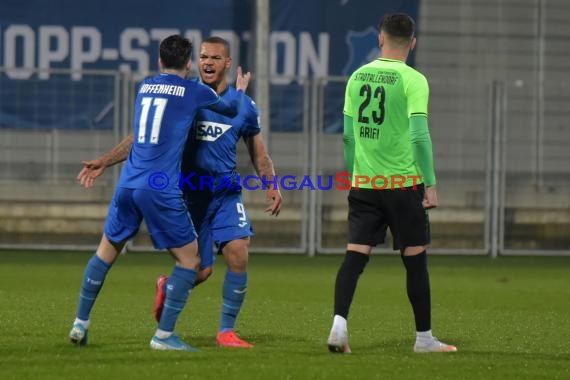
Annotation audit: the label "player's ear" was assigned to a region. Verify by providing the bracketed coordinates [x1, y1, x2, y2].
[158, 58, 164, 71]
[226, 56, 232, 70]
[410, 37, 417, 51]
[379, 32, 384, 48]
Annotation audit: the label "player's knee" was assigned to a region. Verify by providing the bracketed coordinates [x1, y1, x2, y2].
[402, 245, 426, 256]
[223, 239, 249, 272]
[170, 249, 201, 270]
[195, 266, 213, 285]
[181, 255, 201, 270]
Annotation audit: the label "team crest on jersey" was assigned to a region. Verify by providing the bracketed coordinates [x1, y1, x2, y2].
[195, 121, 232, 141]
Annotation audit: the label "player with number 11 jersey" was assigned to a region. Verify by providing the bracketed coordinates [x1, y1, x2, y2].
[118, 74, 238, 195]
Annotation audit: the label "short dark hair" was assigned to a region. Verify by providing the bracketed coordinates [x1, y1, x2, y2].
[202, 36, 231, 57]
[160, 35, 192, 70]
[379, 13, 415, 45]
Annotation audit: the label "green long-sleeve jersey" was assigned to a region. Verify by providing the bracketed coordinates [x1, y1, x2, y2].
[343, 58, 436, 188]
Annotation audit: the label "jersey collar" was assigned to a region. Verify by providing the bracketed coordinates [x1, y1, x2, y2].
[377, 58, 405, 63]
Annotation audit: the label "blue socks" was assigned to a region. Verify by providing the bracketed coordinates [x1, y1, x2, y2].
[158, 266, 197, 333]
[220, 271, 248, 332]
[77, 254, 111, 321]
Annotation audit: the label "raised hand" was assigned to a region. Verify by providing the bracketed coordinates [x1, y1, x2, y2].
[235, 66, 251, 92]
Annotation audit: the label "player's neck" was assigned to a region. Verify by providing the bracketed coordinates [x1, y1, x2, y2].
[162, 68, 187, 78]
[380, 48, 409, 63]
[212, 81, 229, 95]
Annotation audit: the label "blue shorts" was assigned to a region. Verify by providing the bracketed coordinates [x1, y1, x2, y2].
[185, 188, 254, 270]
[104, 187, 197, 250]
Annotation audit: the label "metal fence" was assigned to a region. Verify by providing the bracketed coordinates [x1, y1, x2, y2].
[0, 69, 122, 249]
[314, 77, 492, 255]
[1, 69, 569, 255]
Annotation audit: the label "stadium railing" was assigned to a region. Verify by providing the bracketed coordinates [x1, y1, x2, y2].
[1, 69, 568, 255]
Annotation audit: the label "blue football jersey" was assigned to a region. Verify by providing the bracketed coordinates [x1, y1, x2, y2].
[181, 86, 260, 188]
[118, 74, 221, 194]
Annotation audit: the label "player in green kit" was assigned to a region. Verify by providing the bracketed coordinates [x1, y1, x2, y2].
[327, 13, 457, 354]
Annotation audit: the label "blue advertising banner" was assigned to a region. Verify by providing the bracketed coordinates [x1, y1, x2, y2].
[269, 0, 420, 132]
[0, 0, 253, 80]
[0, 0, 253, 129]
[0, 0, 418, 80]
[0, 0, 419, 129]
[270, 0, 419, 81]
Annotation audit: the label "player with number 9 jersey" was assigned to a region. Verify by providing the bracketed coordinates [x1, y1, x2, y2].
[180, 85, 260, 269]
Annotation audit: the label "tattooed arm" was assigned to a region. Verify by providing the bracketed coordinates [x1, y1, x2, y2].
[244, 133, 282, 216]
[77, 134, 134, 188]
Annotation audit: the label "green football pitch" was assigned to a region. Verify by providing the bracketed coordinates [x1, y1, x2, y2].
[0, 250, 568, 380]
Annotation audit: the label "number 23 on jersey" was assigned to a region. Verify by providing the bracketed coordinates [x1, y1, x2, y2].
[357, 84, 386, 125]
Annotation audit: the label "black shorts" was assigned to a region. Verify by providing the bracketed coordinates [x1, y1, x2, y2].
[347, 185, 430, 250]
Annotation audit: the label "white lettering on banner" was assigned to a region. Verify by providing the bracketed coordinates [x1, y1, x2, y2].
[150, 28, 180, 45]
[211, 29, 241, 78]
[184, 29, 203, 66]
[299, 32, 329, 79]
[71, 27, 102, 80]
[39, 26, 69, 79]
[270, 31, 330, 85]
[119, 27, 150, 79]
[270, 31, 296, 85]
[4, 25, 35, 79]
[0, 25, 330, 83]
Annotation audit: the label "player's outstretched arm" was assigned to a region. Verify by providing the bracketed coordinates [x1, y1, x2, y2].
[76, 133, 134, 188]
[245, 134, 282, 216]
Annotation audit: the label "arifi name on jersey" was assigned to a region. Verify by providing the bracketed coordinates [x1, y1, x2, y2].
[195, 121, 232, 142]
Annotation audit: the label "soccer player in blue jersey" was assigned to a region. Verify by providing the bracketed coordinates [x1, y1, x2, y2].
[76, 37, 281, 349]
[68, 34, 251, 352]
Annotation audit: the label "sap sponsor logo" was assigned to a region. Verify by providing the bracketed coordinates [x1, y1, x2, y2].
[195, 121, 232, 142]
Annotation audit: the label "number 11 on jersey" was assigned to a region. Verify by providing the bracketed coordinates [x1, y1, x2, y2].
[138, 97, 168, 144]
